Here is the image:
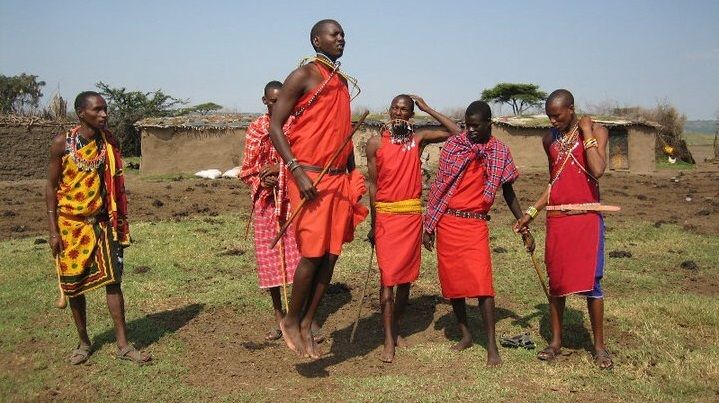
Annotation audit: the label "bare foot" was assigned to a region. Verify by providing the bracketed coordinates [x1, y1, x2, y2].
[279, 318, 305, 357]
[486, 349, 502, 367]
[380, 341, 395, 363]
[311, 321, 325, 344]
[450, 335, 473, 351]
[301, 324, 320, 359]
[395, 335, 408, 348]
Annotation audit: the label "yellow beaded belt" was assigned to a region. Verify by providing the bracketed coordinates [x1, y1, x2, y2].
[375, 198, 422, 214]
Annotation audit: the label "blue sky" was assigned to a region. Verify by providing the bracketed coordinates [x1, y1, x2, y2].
[1, 0, 718, 119]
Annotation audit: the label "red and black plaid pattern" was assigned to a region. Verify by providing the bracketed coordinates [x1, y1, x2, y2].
[424, 133, 518, 234]
[252, 200, 300, 288]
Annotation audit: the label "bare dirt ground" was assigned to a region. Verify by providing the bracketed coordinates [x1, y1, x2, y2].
[2, 162, 717, 242]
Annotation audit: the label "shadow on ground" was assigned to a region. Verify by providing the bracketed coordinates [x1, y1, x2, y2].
[92, 303, 205, 350]
[295, 295, 438, 378]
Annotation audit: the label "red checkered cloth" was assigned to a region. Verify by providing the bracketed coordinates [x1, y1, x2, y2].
[240, 114, 281, 206]
[424, 133, 518, 234]
[252, 200, 300, 288]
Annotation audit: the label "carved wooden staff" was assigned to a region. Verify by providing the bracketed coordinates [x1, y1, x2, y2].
[270, 110, 370, 249]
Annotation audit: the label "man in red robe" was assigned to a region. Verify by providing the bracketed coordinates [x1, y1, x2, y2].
[268, 19, 366, 359]
[424, 101, 533, 366]
[515, 89, 613, 369]
[366, 94, 460, 362]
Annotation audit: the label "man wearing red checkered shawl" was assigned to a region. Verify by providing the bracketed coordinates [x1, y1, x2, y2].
[240, 81, 301, 341]
[422, 100, 534, 366]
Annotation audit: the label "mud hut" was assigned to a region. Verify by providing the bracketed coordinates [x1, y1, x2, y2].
[492, 115, 659, 173]
[135, 114, 260, 176]
[0, 115, 75, 180]
[136, 114, 453, 176]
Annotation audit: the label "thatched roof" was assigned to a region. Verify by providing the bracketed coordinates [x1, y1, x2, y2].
[134, 112, 449, 131]
[492, 114, 661, 129]
[134, 113, 262, 130]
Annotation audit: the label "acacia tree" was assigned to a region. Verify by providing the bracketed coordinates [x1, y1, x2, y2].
[96, 82, 187, 156]
[0, 73, 46, 114]
[480, 83, 547, 116]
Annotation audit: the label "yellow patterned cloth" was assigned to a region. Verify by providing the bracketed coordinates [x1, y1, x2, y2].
[374, 198, 423, 214]
[56, 135, 122, 297]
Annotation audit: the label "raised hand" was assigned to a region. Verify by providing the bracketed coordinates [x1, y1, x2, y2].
[408, 95, 430, 113]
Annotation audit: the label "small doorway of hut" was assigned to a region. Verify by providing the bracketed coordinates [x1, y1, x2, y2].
[608, 127, 629, 171]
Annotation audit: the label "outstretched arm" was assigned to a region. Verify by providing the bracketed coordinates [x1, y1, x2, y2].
[410, 95, 461, 146]
[269, 66, 318, 200]
[514, 133, 553, 234]
[365, 136, 379, 245]
[503, 182, 535, 252]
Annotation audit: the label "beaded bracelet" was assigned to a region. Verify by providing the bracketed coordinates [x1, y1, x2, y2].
[525, 206, 539, 219]
[583, 137, 598, 150]
[286, 159, 300, 172]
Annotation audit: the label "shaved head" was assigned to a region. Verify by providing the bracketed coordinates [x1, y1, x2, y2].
[264, 80, 282, 95]
[465, 100, 492, 121]
[546, 89, 574, 108]
[391, 94, 414, 111]
[310, 19, 340, 51]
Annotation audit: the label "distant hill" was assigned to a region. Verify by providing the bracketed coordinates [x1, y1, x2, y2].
[684, 120, 717, 135]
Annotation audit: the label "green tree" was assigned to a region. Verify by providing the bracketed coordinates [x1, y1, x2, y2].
[190, 102, 223, 115]
[96, 82, 187, 156]
[480, 83, 547, 116]
[0, 73, 46, 114]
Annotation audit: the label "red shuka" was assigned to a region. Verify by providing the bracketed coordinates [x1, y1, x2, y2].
[286, 61, 354, 258]
[436, 159, 495, 298]
[545, 131, 602, 297]
[375, 132, 422, 286]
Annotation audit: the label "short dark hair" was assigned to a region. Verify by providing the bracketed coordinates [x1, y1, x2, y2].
[74, 91, 102, 112]
[546, 89, 574, 108]
[310, 19, 340, 51]
[465, 100, 492, 121]
[392, 94, 415, 112]
[264, 80, 282, 94]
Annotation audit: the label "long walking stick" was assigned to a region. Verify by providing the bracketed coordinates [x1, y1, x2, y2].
[270, 110, 370, 248]
[520, 232, 550, 301]
[350, 245, 375, 343]
[273, 187, 290, 313]
[528, 251, 551, 301]
[54, 256, 67, 309]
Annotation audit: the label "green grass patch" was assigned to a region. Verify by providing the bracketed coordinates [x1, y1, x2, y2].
[0, 215, 717, 401]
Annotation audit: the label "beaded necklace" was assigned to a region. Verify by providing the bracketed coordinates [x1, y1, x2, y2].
[382, 119, 416, 152]
[295, 53, 361, 118]
[71, 131, 106, 172]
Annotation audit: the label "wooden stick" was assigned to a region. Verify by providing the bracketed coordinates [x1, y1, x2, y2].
[350, 245, 375, 344]
[545, 203, 621, 212]
[54, 256, 67, 309]
[273, 187, 289, 313]
[270, 110, 370, 248]
[529, 251, 551, 302]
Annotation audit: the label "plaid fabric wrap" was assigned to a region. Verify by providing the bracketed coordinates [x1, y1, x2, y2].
[252, 200, 300, 288]
[240, 115, 280, 206]
[424, 133, 518, 233]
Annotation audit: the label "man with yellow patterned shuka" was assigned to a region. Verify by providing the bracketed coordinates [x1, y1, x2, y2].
[45, 91, 150, 365]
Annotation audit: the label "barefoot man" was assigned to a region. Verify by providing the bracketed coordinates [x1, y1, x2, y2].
[269, 19, 364, 358]
[46, 91, 150, 365]
[366, 94, 460, 362]
[240, 80, 303, 341]
[423, 101, 533, 366]
[514, 89, 613, 369]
